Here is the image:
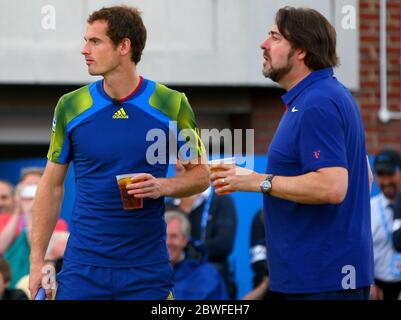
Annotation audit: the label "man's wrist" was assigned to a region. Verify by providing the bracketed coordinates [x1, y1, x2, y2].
[255, 174, 269, 193]
[30, 253, 45, 265]
[158, 178, 170, 197]
[259, 174, 275, 194]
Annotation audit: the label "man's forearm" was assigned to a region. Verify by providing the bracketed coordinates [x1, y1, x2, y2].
[30, 182, 64, 263]
[270, 168, 348, 205]
[161, 164, 210, 198]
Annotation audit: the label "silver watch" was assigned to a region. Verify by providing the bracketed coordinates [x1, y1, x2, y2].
[260, 174, 274, 194]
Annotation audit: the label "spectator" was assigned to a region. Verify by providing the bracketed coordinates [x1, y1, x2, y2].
[167, 161, 237, 297]
[19, 167, 44, 186]
[2, 184, 67, 288]
[392, 182, 401, 255]
[0, 168, 68, 255]
[0, 167, 43, 225]
[0, 180, 15, 217]
[0, 168, 47, 234]
[16, 231, 69, 299]
[2, 185, 37, 288]
[370, 149, 401, 300]
[0, 256, 28, 300]
[166, 210, 229, 300]
[243, 209, 269, 300]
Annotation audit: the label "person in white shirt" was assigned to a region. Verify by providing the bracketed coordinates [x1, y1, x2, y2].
[370, 149, 401, 300]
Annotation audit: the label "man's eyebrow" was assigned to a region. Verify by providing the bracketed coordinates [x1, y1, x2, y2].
[84, 36, 101, 41]
[268, 31, 282, 37]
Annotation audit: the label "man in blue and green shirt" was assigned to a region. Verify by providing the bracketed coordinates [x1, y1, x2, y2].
[29, 6, 209, 300]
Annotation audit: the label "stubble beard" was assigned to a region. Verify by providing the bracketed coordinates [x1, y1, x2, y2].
[263, 48, 295, 83]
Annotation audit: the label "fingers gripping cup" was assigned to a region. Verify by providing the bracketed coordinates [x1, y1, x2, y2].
[208, 157, 236, 177]
[208, 157, 236, 195]
[116, 174, 143, 210]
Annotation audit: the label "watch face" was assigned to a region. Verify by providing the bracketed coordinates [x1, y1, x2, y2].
[261, 180, 271, 193]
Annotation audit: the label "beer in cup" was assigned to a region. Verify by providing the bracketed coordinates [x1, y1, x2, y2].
[116, 173, 143, 210]
[208, 157, 236, 178]
[208, 157, 236, 195]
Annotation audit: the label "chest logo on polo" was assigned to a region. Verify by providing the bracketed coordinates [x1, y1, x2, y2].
[112, 108, 129, 119]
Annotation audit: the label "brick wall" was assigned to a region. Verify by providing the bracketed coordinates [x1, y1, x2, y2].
[251, 0, 401, 155]
[250, 87, 285, 154]
[358, 0, 401, 155]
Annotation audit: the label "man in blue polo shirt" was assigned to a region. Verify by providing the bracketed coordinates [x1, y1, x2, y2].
[29, 6, 209, 300]
[211, 7, 374, 300]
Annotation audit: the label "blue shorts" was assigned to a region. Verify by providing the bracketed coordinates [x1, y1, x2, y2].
[55, 259, 174, 300]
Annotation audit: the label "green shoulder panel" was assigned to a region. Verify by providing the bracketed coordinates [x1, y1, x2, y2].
[149, 83, 206, 157]
[47, 85, 93, 163]
[149, 82, 182, 121]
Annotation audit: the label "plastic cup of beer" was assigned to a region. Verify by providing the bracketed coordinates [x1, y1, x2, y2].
[116, 173, 143, 210]
[208, 157, 236, 178]
[208, 157, 236, 196]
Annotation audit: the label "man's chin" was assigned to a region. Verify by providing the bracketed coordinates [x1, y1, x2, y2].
[262, 69, 271, 79]
[88, 70, 101, 76]
[383, 188, 397, 200]
[87, 67, 103, 76]
[262, 70, 278, 83]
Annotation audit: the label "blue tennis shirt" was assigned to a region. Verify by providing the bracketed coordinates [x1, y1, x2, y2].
[264, 68, 374, 293]
[47, 77, 204, 267]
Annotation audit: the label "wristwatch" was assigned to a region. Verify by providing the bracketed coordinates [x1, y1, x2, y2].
[260, 174, 274, 195]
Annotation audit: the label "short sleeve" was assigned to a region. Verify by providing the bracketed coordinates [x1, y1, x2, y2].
[47, 96, 72, 164]
[176, 93, 206, 161]
[298, 101, 348, 173]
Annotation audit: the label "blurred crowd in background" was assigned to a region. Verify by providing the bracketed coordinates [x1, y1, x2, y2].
[1, 148, 401, 300]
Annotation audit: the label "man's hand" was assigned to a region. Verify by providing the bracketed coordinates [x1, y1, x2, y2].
[370, 284, 384, 300]
[242, 277, 269, 300]
[29, 260, 53, 300]
[210, 164, 266, 195]
[126, 173, 165, 199]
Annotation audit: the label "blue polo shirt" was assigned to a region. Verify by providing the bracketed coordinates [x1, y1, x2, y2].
[264, 68, 374, 293]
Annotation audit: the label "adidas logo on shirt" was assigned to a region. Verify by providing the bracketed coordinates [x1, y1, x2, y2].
[112, 108, 129, 119]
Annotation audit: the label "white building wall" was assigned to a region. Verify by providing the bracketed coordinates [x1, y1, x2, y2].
[0, 0, 359, 89]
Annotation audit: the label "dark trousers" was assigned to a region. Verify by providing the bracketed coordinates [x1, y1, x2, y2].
[374, 279, 401, 300]
[266, 287, 370, 300]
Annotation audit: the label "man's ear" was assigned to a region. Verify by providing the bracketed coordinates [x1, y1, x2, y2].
[119, 38, 131, 56]
[296, 49, 307, 61]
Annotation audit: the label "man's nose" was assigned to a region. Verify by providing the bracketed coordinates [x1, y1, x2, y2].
[260, 38, 270, 50]
[81, 43, 89, 55]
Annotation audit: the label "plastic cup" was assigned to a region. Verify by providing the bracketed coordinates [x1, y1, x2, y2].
[208, 157, 236, 195]
[208, 157, 236, 176]
[116, 174, 143, 210]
